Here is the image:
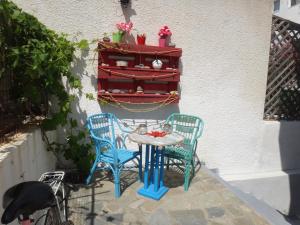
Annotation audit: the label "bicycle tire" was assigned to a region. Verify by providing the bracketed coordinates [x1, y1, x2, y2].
[61, 221, 74, 225]
[56, 190, 67, 222]
[44, 206, 60, 225]
[44, 191, 63, 225]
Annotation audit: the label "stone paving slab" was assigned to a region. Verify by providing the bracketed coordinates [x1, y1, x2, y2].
[67, 169, 271, 225]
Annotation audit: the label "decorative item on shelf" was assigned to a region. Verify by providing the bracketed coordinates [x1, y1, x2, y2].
[136, 33, 146, 45]
[112, 89, 121, 94]
[112, 31, 123, 43]
[102, 32, 111, 42]
[134, 64, 145, 68]
[101, 63, 109, 66]
[99, 89, 106, 94]
[158, 25, 172, 47]
[128, 89, 134, 94]
[136, 86, 143, 94]
[152, 59, 163, 70]
[170, 91, 178, 95]
[168, 42, 176, 47]
[116, 60, 128, 67]
[113, 21, 133, 43]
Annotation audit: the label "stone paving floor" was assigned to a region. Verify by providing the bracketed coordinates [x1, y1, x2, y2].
[67, 168, 271, 225]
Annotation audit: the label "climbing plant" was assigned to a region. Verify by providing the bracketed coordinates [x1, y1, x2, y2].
[0, 0, 93, 174]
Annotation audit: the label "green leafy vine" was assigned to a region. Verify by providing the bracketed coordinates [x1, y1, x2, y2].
[0, 0, 94, 174]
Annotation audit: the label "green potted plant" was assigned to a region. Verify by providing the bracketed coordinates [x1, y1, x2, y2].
[113, 21, 133, 43]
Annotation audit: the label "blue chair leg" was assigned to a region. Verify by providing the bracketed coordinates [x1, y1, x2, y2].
[138, 145, 143, 182]
[86, 160, 98, 185]
[113, 167, 121, 198]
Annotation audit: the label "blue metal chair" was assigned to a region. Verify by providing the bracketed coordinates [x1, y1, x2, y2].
[86, 113, 142, 198]
[164, 113, 204, 191]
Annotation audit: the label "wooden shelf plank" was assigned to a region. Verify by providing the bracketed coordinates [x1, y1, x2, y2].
[98, 66, 180, 81]
[98, 93, 179, 104]
[98, 42, 182, 57]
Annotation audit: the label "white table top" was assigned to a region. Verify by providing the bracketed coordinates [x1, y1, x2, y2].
[128, 132, 184, 147]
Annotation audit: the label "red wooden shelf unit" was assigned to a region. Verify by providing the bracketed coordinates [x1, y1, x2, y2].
[98, 42, 182, 104]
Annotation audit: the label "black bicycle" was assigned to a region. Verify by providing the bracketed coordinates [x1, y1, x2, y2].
[1, 171, 73, 225]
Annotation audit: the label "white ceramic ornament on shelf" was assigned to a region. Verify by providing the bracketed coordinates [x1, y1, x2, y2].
[152, 59, 163, 70]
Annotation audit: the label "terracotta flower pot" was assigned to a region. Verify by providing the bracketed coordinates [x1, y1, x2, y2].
[137, 34, 146, 45]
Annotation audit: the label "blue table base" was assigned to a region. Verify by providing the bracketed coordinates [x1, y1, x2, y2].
[138, 184, 168, 200]
[138, 144, 169, 200]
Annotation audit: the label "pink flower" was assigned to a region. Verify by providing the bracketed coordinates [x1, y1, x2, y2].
[158, 25, 172, 37]
[116, 21, 133, 33]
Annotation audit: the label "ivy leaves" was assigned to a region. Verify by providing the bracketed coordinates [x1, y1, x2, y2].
[0, 0, 89, 129]
[1, 1, 94, 173]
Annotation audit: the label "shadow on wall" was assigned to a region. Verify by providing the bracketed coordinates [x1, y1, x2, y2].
[121, 1, 136, 45]
[278, 121, 300, 217]
[56, 48, 90, 144]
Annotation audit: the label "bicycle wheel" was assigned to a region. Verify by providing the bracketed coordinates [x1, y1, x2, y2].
[56, 190, 67, 222]
[44, 206, 61, 225]
[44, 191, 63, 225]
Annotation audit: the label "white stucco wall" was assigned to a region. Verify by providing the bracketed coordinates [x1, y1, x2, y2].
[0, 129, 56, 224]
[11, 0, 300, 181]
[275, 0, 300, 23]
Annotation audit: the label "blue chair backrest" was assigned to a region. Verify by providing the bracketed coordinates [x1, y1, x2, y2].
[87, 113, 116, 144]
[87, 113, 118, 162]
[166, 113, 204, 148]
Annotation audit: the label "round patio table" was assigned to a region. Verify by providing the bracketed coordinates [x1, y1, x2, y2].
[128, 132, 184, 200]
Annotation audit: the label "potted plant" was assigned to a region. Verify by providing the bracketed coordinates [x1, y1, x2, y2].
[158, 25, 172, 47]
[102, 32, 110, 42]
[137, 33, 146, 45]
[113, 21, 133, 43]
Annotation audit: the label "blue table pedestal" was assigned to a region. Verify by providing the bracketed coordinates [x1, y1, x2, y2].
[138, 144, 169, 200]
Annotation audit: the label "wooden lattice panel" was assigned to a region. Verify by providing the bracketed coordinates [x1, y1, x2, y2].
[264, 16, 300, 120]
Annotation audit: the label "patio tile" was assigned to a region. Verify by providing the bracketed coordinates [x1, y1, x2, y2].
[129, 199, 145, 209]
[224, 204, 245, 217]
[232, 216, 256, 225]
[148, 208, 174, 225]
[67, 169, 271, 225]
[205, 207, 225, 219]
[170, 209, 207, 225]
[140, 199, 162, 213]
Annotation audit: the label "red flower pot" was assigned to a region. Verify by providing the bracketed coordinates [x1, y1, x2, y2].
[137, 34, 146, 45]
[158, 37, 166, 47]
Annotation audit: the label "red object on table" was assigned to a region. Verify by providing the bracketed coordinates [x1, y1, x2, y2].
[147, 131, 167, 137]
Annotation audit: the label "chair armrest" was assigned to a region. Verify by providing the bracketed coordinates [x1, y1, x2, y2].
[90, 132, 114, 148]
[196, 120, 204, 139]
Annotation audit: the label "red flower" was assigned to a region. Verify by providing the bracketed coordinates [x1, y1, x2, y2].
[158, 25, 172, 38]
